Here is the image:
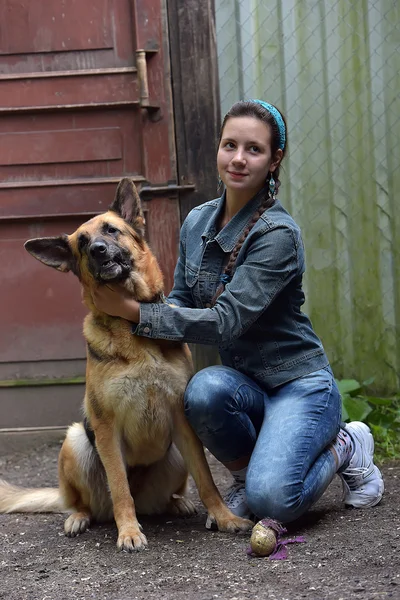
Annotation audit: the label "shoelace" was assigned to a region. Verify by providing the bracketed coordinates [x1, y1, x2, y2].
[340, 464, 374, 500]
[224, 483, 246, 508]
[341, 463, 374, 485]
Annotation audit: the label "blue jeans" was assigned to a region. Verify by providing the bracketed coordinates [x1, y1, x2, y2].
[184, 365, 342, 523]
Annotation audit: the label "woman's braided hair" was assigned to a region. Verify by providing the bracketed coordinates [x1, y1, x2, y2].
[211, 101, 288, 307]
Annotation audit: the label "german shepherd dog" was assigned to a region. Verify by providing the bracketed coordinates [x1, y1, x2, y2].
[0, 179, 252, 551]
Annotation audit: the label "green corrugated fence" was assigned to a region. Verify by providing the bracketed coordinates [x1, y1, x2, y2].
[215, 0, 399, 394]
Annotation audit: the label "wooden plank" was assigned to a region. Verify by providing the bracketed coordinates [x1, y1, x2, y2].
[167, 0, 221, 371]
[0, 0, 112, 55]
[0, 108, 145, 192]
[0, 384, 84, 429]
[0, 219, 88, 363]
[0, 358, 87, 381]
[0, 72, 139, 110]
[166, 0, 221, 220]
[0, 180, 147, 218]
[0, 1, 134, 74]
[132, 0, 176, 188]
[132, 0, 162, 51]
[145, 196, 181, 292]
[0, 0, 183, 438]
[0, 128, 122, 166]
[0, 175, 146, 189]
[0, 101, 140, 114]
[0, 428, 66, 455]
[0, 67, 137, 80]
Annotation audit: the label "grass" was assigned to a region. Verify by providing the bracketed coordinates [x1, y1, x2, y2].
[337, 378, 400, 461]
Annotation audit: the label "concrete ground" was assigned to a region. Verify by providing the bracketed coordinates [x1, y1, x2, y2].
[0, 438, 399, 600]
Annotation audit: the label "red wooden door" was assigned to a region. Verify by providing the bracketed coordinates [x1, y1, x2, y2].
[0, 0, 181, 428]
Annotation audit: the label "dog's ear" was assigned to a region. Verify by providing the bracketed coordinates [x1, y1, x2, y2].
[110, 178, 145, 237]
[25, 236, 75, 273]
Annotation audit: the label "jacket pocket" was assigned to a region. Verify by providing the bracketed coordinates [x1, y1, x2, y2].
[257, 341, 283, 369]
[185, 262, 199, 288]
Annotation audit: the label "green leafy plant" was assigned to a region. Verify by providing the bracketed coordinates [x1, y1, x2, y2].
[337, 378, 400, 461]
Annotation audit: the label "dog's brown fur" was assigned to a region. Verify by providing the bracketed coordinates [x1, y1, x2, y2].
[0, 179, 252, 551]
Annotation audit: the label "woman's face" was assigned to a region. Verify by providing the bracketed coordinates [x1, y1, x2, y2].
[217, 116, 281, 198]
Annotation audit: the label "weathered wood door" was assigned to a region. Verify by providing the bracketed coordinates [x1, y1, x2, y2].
[0, 0, 182, 430]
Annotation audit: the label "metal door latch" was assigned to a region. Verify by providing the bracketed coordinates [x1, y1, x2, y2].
[136, 49, 161, 120]
[139, 181, 196, 197]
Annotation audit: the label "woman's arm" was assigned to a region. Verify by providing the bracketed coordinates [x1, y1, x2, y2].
[93, 226, 300, 345]
[137, 226, 299, 344]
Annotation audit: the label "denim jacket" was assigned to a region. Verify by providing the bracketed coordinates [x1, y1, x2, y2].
[136, 188, 329, 389]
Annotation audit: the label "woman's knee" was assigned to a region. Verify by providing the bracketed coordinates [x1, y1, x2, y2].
[246, 472, 306, 524]
[184, 366, 233, 428]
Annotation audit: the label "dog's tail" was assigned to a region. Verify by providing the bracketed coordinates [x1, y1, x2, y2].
[0, 479, 65, 513]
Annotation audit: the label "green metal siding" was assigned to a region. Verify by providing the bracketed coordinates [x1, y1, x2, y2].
[215, 0, 399, 393]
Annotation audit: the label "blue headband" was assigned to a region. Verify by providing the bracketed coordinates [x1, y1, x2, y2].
[249, 99, 286, 151]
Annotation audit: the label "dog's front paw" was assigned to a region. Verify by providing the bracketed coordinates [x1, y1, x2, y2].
[208, 513, 254, 533]
[117, 528, 148, 552]
[64, 512, 91, 537]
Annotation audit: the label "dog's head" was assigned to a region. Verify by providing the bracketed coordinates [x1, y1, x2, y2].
[25, 178, 164, 308]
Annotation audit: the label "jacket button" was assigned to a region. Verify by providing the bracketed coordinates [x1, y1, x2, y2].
[143, 326, 150, 334]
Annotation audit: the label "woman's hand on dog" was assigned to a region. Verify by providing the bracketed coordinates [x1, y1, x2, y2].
[91, 284, 140, 322]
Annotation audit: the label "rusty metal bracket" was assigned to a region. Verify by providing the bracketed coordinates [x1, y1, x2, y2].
[139, 181, 196, 197]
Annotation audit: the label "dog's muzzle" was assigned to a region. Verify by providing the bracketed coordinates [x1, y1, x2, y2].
[88, 239, 131, 282]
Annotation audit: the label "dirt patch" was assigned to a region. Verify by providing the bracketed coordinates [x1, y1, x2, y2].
[0, 441, 399, 600]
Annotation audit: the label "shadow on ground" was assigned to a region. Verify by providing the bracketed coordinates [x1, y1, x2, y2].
[0, 440, 399, 600]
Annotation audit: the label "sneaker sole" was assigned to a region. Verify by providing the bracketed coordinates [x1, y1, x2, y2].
[344, 421, 385, 508]
[342, 422, 385, 508]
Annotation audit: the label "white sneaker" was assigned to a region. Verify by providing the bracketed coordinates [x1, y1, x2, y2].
[339, 422, 384, 508]
[205, 481, 253, 530]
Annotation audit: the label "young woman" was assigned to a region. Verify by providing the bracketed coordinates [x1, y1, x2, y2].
[92, 100, 384, 526]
